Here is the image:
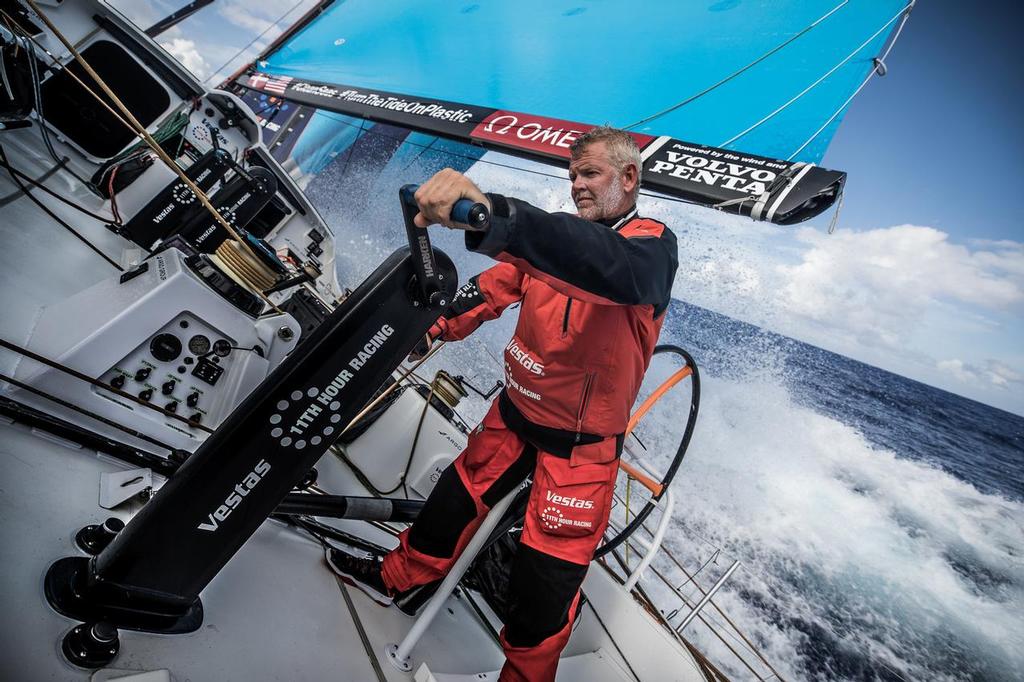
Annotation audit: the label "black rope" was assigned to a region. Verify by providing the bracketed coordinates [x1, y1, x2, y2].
[0, 145, 116, 223]
[0, 395, 182, 476]
[0, 145, 123, 270]
[0, 336, 215, 434]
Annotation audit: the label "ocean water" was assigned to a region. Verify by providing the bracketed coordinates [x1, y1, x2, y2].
[303, 139, 1024, 681]
[640, 301, 1024, 682]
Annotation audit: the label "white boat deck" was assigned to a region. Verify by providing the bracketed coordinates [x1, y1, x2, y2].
[0, 415, 708, 681]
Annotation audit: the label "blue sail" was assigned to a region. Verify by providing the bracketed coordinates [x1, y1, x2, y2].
[259, 0, 909, 164]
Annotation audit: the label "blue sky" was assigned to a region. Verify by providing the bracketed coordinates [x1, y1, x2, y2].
[111, 1, 1024, 414]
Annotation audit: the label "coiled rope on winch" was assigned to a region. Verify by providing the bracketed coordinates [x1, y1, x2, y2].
[21, 0, 286, 313]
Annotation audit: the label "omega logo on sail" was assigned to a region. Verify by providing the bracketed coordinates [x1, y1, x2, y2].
[482, 114, 584, 149]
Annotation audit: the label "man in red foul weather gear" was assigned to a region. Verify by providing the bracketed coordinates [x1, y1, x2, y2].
[327, 127, 678, 681]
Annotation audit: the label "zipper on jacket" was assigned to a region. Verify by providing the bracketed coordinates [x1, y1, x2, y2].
[561, 298, 573, 337]
[574, 372, 596, 443]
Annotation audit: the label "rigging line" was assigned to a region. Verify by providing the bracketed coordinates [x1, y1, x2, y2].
[333, 577, 388, 682]
[0, 149, 114, 223]
[622, 0, 850, 132]
[337, 117, 367, 180]
[647, 563, 775, 680]
[624, 513, 782, 681]
[719, 3, 911, 150]
[24, 0, 286, 315]
[0, 145, 122, 270]
[0, 372, 179, 453]
[786, 1, 914, 161]
[203, 0, 309, 86]
[0, 335, 216, 434]
[584, 600, 641, 682]
[12, 28, 93, 188]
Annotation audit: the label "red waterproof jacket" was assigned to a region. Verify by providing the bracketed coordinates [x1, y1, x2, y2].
[430, 194, 678, 440]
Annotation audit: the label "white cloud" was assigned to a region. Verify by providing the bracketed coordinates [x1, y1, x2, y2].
[776, 226, 1024, 350]
[936, 358, 1024, 390]
[160, 38, 210, 79]
[218, 3, 273, 34]
[217, 0, 314, 34]
[937, 358, 979, 384]
[984, 359, 1023, 388]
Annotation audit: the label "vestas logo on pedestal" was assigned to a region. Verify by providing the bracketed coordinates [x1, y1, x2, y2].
[197, 459, 272, 532]
[472, 111, 654, 159]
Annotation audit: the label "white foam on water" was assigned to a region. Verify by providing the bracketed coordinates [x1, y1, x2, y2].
[633, 362, 1024, 681]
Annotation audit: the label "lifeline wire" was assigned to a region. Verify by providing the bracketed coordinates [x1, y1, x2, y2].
[620, 508, 784, 681]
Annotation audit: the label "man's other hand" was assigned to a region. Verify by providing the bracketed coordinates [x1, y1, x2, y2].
[413, 168, 491, 230]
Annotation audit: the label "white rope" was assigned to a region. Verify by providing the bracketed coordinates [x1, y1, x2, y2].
[786, 1, 915, 161]
[718, 2, 914, 150]
[623, 1, 850, 132]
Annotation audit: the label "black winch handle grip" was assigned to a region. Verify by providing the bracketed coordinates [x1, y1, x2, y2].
[398, 185, 448, 308]
[400, 184, 490, 231]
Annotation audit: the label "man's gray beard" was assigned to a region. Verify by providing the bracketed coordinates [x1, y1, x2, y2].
[579, 175, 626, 221]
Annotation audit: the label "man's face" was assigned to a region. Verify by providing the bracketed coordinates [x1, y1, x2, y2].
[569, 141, 635, 221]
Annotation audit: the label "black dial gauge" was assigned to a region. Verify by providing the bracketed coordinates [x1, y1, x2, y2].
[150, 334, 182, 362]
[188, 334, 211, 356]
[212, 339, 232, 357]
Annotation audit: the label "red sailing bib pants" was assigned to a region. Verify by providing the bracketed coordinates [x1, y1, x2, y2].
[382, 195, 677, 681]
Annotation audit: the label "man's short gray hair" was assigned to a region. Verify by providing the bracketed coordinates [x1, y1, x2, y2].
[569, 126, 643, 194]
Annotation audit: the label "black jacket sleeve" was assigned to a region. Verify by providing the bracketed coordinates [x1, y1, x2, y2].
[465, 194, 677, 316]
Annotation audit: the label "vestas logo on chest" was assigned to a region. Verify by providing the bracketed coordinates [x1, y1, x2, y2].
[546, 490, 594, 509]
[197, 459, 272, 532]
[506, 338, 545, 375]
